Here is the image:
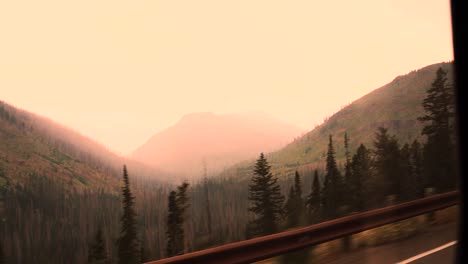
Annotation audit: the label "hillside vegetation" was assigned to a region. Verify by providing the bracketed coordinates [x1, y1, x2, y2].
[220, 62, 454, 181]
[0, 101, 169, 191]
[0, 101, 170, 263]
[0, 61, 456, 263]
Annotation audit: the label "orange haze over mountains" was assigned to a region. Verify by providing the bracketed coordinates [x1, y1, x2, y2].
[131, 112, 302, 178]
[0, 0, 453, 155]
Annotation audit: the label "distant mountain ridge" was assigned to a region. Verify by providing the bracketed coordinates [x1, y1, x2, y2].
[131, 112, 302, 177]
[219, 61, 454, 180]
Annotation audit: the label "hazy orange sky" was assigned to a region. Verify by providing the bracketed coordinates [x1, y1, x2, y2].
[0, 0, 453, 155]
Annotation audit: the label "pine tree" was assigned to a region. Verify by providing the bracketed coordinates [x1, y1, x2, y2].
[166, 191, 183, 257]
[286, 171, 305, 227]
[322, 135, 344, 219]
[306, 170, 321, 223]
[418, 68, 455, 136]
[344, 132, 352, 193]
[349, 144, 372, 212]
[88, 226, 108, 264]
[342, 136, 356, 253]
[176, 181, 190, 213]
[418, 67, 457, 192]
[373, 128, 402, 202]
[293, 171, 303, 206]
[284, 186, 297, 228]
[117, 165, 139, 264]
[176, 181, 190, 253]
[247, 153, 285, 236]
[284, 171, 304, 228]
[342, 132, 353, 216]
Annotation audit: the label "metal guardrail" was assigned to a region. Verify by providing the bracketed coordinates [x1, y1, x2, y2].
[146, 191, 459, 264]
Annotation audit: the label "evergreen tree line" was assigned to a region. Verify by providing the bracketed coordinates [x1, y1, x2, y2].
[0, 68, 457, 263]
[245, 67, 458, 240]
[0, 167, 254, 263]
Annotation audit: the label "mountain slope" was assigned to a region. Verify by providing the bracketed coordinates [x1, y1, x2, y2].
[0, 101, 173, 263]
[132, 112, 302, 177]
[0, 100, 168, 192]
[220, 61, 454, 180]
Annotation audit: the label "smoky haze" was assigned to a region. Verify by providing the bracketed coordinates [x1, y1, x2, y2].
[0, 0, 453, 155]
[132, 112, 302, 178]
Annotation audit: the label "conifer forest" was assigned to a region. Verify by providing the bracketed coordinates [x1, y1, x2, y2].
[0, 65, 459, 263]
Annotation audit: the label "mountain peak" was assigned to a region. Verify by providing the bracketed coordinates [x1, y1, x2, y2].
[132, 112, 302, 177]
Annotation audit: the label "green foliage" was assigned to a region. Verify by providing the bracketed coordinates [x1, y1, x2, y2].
[247, 153, 285, 237]
[117, 165, 139, 264]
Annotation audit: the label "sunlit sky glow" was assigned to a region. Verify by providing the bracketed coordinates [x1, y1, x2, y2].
[0, 0, 453, 155]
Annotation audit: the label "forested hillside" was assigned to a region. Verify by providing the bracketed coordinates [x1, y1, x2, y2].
[0, 101, 278, 263]
[0, 101, 171, 263]
[0, 101, 173, 187]
[0, 61, 458, 263]
[219, 62, 454, 181]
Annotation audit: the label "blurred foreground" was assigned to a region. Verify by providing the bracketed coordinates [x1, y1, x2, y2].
[256, 205, 458, 264]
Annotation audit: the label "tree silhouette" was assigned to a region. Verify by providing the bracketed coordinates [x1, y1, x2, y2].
[418, 67, 457, 192]
[247, 153, 285, 236]
[322, 135, 344, 219]
[176, 181, 190, 253]
[284, 171, 304, 228]
[373, 128, 402, 202]
[284, 186, 297, 228]
[166, 191, 183, 257]
[349, 144, 372, 212]
[306, 170, 321, 223]
[117, 165, 139, 264]
[344, 132, 352, 194]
